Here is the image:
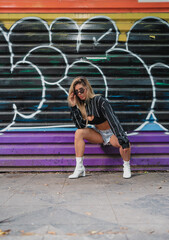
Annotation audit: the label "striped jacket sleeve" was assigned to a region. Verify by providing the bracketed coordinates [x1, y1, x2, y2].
[70, 106, 86, 129]
[99, 97, 130, 149]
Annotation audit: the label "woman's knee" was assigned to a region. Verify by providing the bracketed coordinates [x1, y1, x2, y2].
[121, 144, 131, 152]
[75, 128, 86, 140]
[120, 145, 131, 155]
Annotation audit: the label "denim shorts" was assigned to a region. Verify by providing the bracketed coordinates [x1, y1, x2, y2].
[94, 127, 114, 145]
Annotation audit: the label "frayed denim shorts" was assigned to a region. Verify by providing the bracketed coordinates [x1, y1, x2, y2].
[94, 127, 114, 145]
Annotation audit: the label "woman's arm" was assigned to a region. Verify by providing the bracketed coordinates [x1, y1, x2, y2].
[68, 91, 87, 129]
[70, 106, 87, 129]
[100, 97, 130, 149]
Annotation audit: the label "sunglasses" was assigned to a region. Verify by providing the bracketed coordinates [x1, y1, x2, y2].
[74, 87, 86, 95]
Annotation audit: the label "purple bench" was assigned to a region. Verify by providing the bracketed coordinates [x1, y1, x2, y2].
[0, 131, 169, 171]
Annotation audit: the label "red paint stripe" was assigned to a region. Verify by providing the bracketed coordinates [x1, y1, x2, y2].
[0, 0, 169, 13]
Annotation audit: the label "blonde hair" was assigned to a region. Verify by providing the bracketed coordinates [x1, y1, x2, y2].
[68, 76, 95, 119]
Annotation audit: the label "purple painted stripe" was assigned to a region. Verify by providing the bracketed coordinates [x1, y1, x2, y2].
[0, 131, 168, 170]
[0, 132, 168, 143]
[85, 166, 169, 171]
[0, 143, 168, 155]
[0, 157, 169, 167]
[1, 167, 169, 172]
[0, 132, 75, 143]
[129, 133, 169, 142]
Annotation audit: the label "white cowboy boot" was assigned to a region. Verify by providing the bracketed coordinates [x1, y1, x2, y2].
[123, 160, 131, 179]
[69, 157, 86, 179]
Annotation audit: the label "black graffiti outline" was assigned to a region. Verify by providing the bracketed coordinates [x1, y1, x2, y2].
[0, 15, 168, 132]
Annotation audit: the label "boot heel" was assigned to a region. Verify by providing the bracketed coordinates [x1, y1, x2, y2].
[82, 170, 86, 177]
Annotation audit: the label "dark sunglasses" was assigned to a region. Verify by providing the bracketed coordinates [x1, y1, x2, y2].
[74, 87, 86, 95]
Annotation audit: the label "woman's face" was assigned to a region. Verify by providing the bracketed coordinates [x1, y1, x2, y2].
[74, 83, 87, 101]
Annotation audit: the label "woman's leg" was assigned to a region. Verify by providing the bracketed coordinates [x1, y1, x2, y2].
[69, 128, 103, 179]
[109, 135, 131, 160]
[75, 128, 104, 157]
[109, 135, 131, 178]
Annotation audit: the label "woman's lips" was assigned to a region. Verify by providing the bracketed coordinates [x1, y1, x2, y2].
[79, 95, 85, 100]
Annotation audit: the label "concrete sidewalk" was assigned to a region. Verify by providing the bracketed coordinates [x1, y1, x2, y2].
[0, 171, 169, 239]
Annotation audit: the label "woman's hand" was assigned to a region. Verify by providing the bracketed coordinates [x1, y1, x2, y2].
[87, 116, 94, 121]
[68, 92, 77, 107]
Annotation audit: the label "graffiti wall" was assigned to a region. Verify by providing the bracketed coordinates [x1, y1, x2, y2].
[0, 12, 169, 133]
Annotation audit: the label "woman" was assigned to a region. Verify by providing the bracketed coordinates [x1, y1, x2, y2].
[68, 76, 131, 179]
